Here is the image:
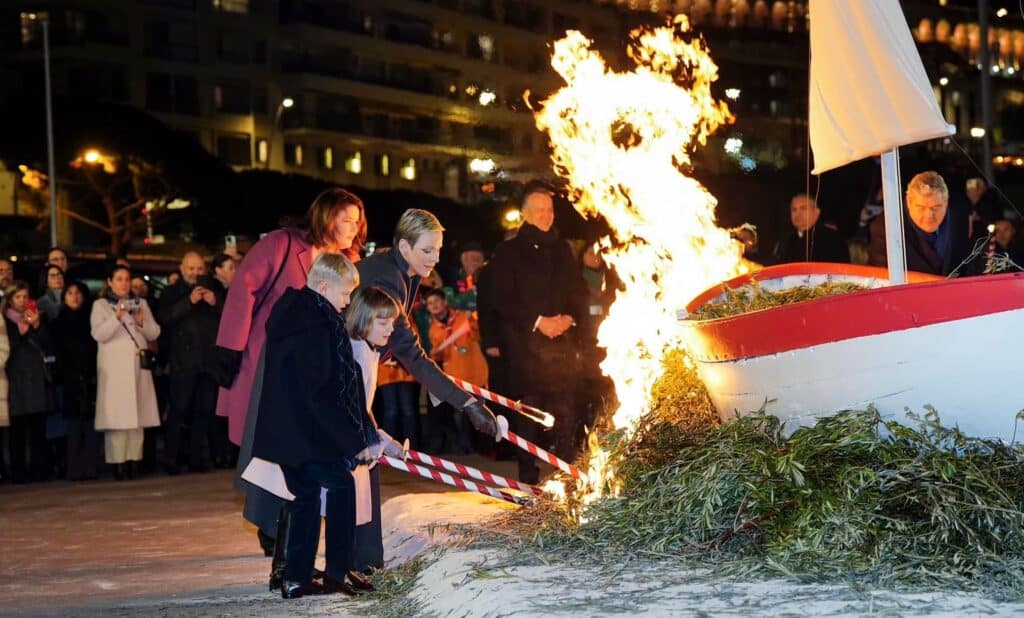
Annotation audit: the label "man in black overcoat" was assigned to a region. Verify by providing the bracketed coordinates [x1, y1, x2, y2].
[157, 251, 220, 473]
[483, 181, 590, 484]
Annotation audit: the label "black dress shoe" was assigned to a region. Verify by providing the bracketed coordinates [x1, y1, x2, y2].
[319, 573, 359, 596]
[111, 464, 125, 481]
[126, 461, 139, 480]
[281, 580, 325, 599]
[345, 570, 375, 592]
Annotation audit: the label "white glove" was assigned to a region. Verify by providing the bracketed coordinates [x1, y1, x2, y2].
[377, 428, 408, 459]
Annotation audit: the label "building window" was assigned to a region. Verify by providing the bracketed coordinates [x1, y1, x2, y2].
[468, 33, 496, 61]
[376, 154, 390, 177]
[214, 79, 250, 114]
[143, 19, 198, 62]
[253, 88, 268, 115]
[256, 138, 268, 164]
[216, 133, 252, 166]
[146, 72, 199, 115]
[212, 0, 248, 13]
[345, 152, 363, 174]
[399, 158, 416, 181]
[319, 146, 334, 170]
[285, 143, 303, 166]
[504, 0, 545, 31]
[216, 30, 250, 63]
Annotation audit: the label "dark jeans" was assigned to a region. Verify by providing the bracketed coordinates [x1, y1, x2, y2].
[375, 382, 419, 450]
[65, 416, 100, 480]
[512, 391, 577, 485]
[281, 461, 356, 582]
[424, 402, 474, 455]
[165, 372, 217, 467]
[9, 413, 49, 483]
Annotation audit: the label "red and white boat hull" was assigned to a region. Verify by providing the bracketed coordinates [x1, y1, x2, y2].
[682, 264, 1024, 442]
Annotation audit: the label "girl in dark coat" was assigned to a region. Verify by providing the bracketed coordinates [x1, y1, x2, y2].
[52, 282, 99, 480]
[3, 281, 56, 482]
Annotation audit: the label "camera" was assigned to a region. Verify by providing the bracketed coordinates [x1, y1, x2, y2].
[225, 234, 237, 251]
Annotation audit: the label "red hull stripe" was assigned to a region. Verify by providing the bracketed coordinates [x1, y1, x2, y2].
[684, 264, 1024, 362]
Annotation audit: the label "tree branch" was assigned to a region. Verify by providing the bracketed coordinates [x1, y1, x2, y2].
[59, 208, 112, 234]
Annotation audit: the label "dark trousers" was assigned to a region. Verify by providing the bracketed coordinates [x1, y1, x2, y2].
[165, 372, 217, 467]
[424, 402, 474, 455]
[9, 413, 49, 483]
[281, 461, 356, 582]
[65, 416, 100, 480]
[375, 382, 419, 450]
[512, 391, 577, 485]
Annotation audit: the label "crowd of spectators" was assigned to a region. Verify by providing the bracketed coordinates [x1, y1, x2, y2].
[2, 170, 1015, 486]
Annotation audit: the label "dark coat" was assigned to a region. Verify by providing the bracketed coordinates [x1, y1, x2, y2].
[251, 287, 375, 468]
[355, 249, 469, 407]
[4, 317, 55, 417]
[51, 306, 97, 418]
[776, 222, 850, 264]
[485, 223, 590, 396]
[158, 277, 221, 375]
[869, 200, 971, 276]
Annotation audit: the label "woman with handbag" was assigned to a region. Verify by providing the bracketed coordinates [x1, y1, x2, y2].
[91, 265, 161, 480]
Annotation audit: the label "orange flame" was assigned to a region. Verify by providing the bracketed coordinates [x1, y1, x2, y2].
[535, 16, 747, 503]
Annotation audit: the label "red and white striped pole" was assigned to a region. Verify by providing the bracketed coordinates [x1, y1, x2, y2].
[405, 448, 544, 496]
[497, 416, 588, 483]
[447, 375, 554, 427]
[380, 455, 531, 506]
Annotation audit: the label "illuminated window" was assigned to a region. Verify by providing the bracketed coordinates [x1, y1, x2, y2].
[345, 152, 363, 174]
[256, 138, 268, 163]
[285, 143, 303, 167]
[376, 154, 390, 177]
[320, 146, 334, 170]
[212, 0, 248, 13]
[400, 158, 416, 181]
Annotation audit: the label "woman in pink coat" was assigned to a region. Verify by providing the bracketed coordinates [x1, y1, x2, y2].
[214, 188, 366, 445]
[214, 187, 365, 559]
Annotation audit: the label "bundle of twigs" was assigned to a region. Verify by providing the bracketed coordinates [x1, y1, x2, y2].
[691, 280, 865, 320]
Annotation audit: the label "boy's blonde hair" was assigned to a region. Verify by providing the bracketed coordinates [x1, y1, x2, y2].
[307, 253, 359, 289]
[393, 208, 444, 248]
[345, 286, 400, 339]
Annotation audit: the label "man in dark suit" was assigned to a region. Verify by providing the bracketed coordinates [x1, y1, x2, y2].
[157, 251, 220, 473]
[869, 171, 971, 276]
[775, 194, 850, 264]
[483, 181, 590, 484]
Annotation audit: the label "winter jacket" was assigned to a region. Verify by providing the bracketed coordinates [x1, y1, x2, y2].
[91, 297, 161, 431]
[52, 305, 97, 418]
[4, 313, 56, 417]
[158, 277, 220, 375]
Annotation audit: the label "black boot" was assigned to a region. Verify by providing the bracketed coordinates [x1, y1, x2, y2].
[268, 509, 290, 592]
[257, 529, 275, 558]
[111, 463, 125, 481]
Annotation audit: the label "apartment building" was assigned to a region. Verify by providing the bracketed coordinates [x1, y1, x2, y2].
[1, 0, 623, 200]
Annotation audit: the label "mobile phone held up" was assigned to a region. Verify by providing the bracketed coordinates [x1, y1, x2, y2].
[25, 299, 38, 314]
[225, 234, 237, 251]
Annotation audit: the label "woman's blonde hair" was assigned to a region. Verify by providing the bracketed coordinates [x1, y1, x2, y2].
[393, 208, 444, 248]
[346, 286, 400, 340]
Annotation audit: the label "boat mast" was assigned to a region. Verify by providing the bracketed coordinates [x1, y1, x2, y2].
[880, 148, 907, 284]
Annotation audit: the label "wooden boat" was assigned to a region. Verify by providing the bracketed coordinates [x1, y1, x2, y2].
[682, 263, 1024, 441]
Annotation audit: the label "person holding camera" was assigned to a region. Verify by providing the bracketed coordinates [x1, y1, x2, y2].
[91, 265, 161, 480]
[158, 251, 221, 474]
[3, 280, 56, 483]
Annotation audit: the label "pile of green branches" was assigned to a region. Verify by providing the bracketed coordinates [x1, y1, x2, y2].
[691, 280, 865, 320]
[516, 354, 1024, 597]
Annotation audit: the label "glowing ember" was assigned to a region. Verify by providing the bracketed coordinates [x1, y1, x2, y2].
[534, 16, 747, 502]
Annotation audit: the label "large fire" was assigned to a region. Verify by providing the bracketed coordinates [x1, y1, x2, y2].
[534, 16, 747, 502]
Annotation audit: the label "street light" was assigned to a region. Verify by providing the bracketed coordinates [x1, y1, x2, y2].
[266, 96, 295, 169]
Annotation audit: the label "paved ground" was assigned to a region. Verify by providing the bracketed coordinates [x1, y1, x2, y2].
[0, 458, 516, 617]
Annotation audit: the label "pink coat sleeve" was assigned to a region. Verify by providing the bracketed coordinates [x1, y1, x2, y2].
[216, 230, 291, 351]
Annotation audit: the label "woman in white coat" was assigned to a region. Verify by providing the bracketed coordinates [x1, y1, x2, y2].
[91, 265, 161, 480]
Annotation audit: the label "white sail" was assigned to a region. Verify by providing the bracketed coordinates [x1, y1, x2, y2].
[808, 0, 955, 175]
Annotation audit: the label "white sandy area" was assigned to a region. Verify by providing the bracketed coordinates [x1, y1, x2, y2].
[380, 493, 1024, 617]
